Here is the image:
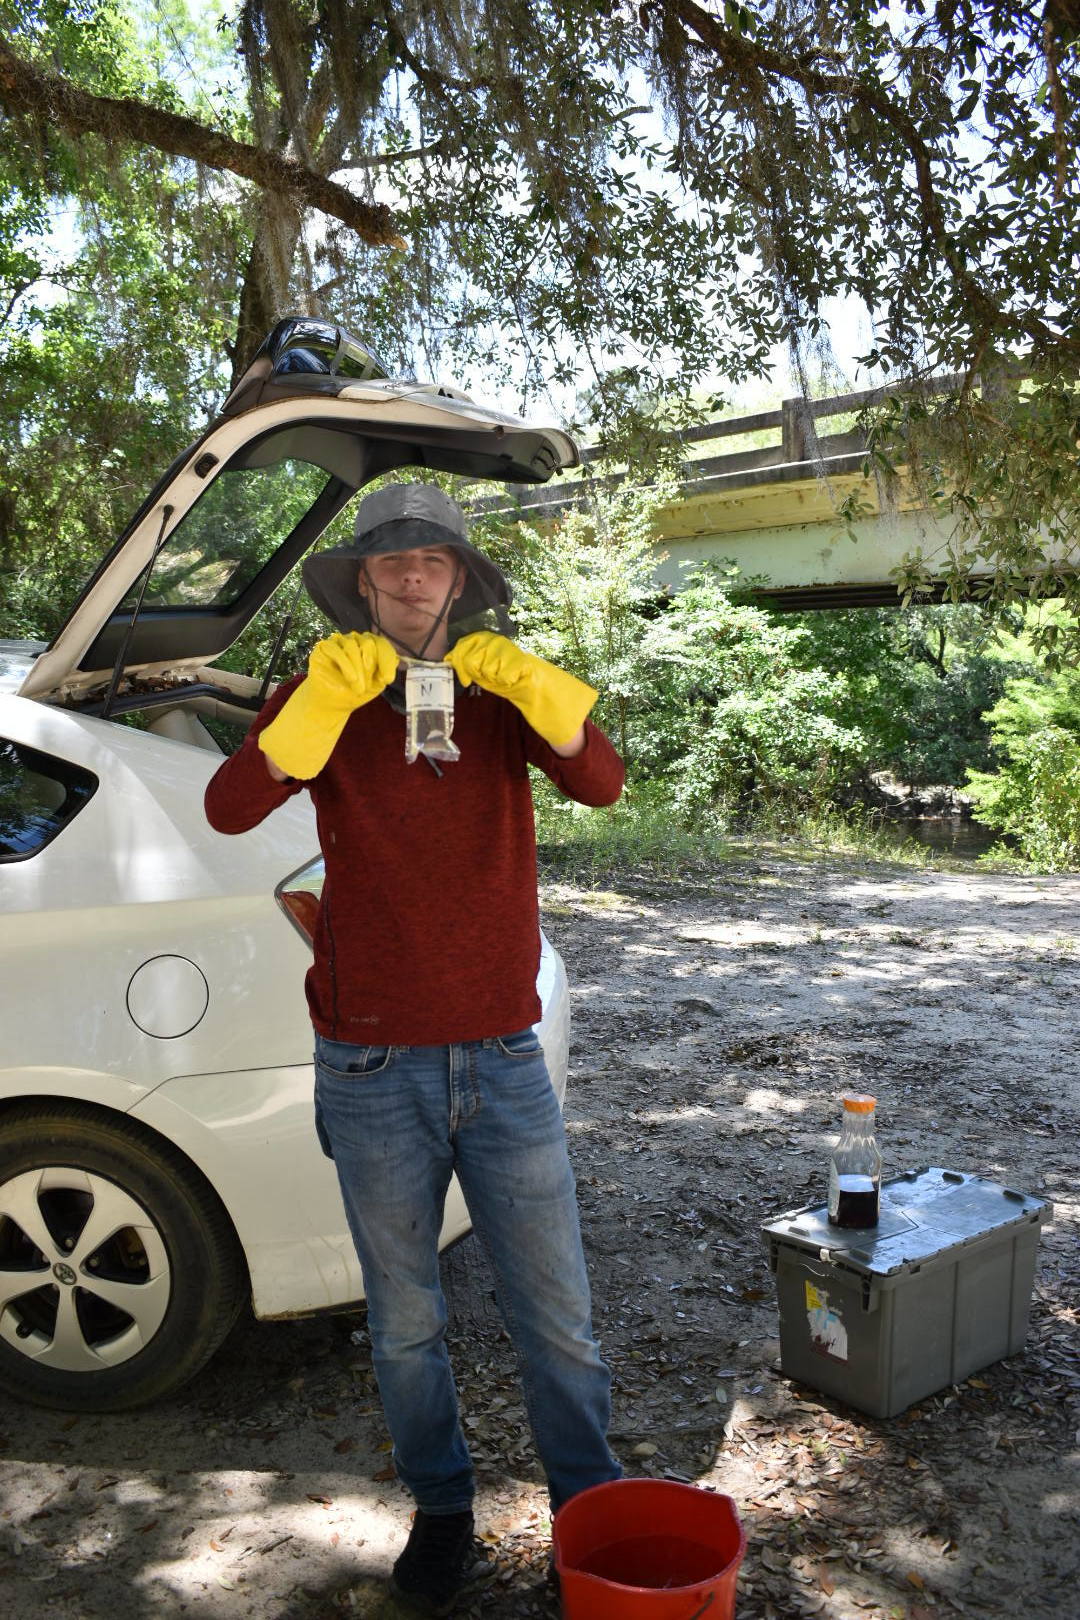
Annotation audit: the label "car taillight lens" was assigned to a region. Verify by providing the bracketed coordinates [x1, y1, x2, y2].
[275, 856, 324, 946]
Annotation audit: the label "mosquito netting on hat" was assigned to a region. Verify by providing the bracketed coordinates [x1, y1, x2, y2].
[301, 482, 516, 661]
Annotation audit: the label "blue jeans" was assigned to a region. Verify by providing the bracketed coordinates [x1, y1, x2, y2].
[313, 1029, 621, 1514]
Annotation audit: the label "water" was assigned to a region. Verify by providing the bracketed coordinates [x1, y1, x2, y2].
[577, 1533, 725, 1588]
[880, 816, 1004, 860]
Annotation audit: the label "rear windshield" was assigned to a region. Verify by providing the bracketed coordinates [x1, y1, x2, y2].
[0, 739, 97, 861]
[121, 451, 331, 611]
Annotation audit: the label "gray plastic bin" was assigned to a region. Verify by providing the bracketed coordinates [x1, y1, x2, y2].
[762, 1167, 1051, 1418]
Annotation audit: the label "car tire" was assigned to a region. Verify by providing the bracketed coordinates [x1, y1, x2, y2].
[0, 1103, 247, 1411]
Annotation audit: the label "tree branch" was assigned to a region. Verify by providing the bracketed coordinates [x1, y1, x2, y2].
[0, 40, 406, 249]
[0, 279, 32, 330]
[1042, 11, 1070, 202]
[337, 137, 450, 170]
[668, 0, 1077, 357]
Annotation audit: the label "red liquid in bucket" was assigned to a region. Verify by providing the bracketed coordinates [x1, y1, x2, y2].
[578, 1533, 727, 1587]
[553, 1479, 745, 1620]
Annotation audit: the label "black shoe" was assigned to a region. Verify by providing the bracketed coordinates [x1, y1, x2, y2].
[389, 1509, 489, 1616]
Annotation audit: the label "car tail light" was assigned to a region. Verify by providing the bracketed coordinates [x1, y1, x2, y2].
[275, 856, 324, 946]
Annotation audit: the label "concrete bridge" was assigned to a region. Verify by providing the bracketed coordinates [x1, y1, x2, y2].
[481, 378, 1005, 611]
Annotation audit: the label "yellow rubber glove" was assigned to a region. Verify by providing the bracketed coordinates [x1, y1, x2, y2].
[258, 632, 399, 779]
[446, 632, 597, 748]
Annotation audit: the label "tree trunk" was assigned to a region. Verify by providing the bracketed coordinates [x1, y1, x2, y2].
[230, 199, 306, 387]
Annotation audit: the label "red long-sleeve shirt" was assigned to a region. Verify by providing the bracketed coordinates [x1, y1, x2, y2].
[204, 676, 624, 1045]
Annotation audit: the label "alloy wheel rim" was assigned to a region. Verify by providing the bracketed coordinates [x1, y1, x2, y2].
[0, 1167, 171, 1370]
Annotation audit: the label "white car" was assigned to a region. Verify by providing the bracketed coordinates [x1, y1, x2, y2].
[0, 319, 576, 1411]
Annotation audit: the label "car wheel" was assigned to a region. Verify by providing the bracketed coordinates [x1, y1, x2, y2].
[0, 1104, 247, 1411]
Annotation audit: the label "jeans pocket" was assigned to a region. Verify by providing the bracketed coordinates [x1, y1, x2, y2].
[495, 1027, 542, 1059]
[315, 1037, 395, 1079]
[313, 1090, 335, 1160]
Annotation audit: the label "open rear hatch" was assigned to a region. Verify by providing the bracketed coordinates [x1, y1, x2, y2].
[19, 318, 578, 721]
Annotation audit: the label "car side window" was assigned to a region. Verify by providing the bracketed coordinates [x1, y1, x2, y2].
[0, 739, 98, 861]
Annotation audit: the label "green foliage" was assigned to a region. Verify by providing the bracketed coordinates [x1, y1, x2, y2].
[6, 3, 1078, 416]
[483, 499, 1072, 869]
[973, 663, 1080, 748]
[632, 572, 865, 823]
[2, 0, 1079, 637]
[967, 728, 1080, 871]
[0, 3, 1076, 877]
[0, 1, 246, 638]
[531, 777, 955, 882]
[475, 481, 664, 762]
[965, 659, 1080, 868]
[867, 375, 1080, 661]
[791, 604, 1026, 787]
[532, 775, 738, 882]
[483, 487, 865, 827]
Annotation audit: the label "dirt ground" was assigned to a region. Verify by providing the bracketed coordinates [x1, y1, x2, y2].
[2, 850, 1078, 1620]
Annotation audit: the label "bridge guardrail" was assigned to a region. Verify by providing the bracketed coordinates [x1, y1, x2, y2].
[471, 366, 1030, 518]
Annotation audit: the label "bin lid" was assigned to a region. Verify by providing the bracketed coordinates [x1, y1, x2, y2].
[762, 1167, 1051, 1279]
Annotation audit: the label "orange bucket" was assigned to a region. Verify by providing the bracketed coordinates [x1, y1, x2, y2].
[552, 1479, 745, 1620]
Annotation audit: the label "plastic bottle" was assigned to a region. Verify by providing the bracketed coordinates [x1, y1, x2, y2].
[404, 661, 460, 765]
[827, 1093, 882, 1229]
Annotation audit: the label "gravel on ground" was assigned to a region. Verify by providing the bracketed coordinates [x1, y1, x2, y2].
[2, 852, 1077, 1620]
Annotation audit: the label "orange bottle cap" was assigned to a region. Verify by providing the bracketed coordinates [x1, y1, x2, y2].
[841, 1092, 876, 1112]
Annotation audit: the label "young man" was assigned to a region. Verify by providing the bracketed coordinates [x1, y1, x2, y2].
[204, 483, 622, 1616]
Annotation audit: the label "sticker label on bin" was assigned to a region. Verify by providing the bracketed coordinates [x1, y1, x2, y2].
[806, 1281, 849, 1361]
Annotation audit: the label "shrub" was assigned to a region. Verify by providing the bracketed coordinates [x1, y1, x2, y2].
[967, 727, 1080, 870]
[483, 489, 865, 826]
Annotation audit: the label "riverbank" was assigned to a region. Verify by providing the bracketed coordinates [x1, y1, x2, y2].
[1, 854, 1076, 1619]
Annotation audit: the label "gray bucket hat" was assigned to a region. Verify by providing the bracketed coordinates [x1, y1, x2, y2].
[302, 483, 514, 644]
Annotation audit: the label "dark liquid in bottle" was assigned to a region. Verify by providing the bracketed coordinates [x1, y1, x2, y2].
[829, 1175, 879, 1229]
